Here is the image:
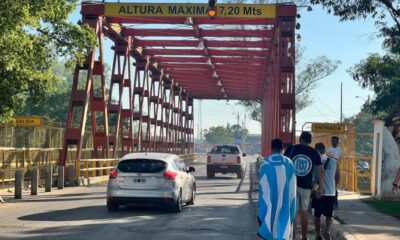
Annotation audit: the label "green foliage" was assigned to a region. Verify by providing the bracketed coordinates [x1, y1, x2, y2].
[0, 0, 97, 120]
[365, 199, 400, 219]
[16, 58, 111, 124]
[344, 110, 375, 156]
[310, 1, 400, 123]
[204, 124, 248, 145]
[349, 54, 400, 118]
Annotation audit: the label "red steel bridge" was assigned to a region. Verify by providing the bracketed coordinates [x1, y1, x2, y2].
[60, 1, 297, 166]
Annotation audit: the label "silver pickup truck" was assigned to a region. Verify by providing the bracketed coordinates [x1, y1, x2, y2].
[206, 144, 246, 179]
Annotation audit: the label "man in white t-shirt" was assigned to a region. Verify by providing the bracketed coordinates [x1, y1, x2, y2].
[326, 136, 342, 161]
[326, 136, 341, 209]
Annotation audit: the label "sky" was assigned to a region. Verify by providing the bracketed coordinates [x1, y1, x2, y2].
[69, 0, 385, 137]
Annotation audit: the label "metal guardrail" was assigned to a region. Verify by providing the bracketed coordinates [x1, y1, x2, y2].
[0, 152, 198, 192]
[179, 153, 198, 163]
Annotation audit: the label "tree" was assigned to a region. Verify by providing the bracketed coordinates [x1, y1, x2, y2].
[239, 47, 340, 122]
[0, 1, 97, 123]
[309, 1, 400, 121]
[204, 123, 248, 145]
[344, 109, 375, 157]
[349, 54, 400, 119]
[16, 59, 111, 124]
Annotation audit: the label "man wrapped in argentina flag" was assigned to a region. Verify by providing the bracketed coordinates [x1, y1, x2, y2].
[258, 139, 297, 240]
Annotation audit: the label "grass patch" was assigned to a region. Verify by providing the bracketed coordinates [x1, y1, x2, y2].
[364, 199, 400, 219]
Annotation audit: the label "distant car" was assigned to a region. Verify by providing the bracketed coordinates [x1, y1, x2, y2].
[106, 152, 196, 213]
[206, 144, 246, 179]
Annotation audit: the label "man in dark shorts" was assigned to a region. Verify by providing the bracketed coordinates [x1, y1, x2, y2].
[284, 131, 324, 240]
[314, 143, 340, 240]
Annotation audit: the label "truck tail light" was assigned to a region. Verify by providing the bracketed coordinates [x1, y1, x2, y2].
[237, 156, 241, 164]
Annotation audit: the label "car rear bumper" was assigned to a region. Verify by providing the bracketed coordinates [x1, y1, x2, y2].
[107, 183, 179, 203]
[207, 164, 242, 173]
[107, 196, 176, 205]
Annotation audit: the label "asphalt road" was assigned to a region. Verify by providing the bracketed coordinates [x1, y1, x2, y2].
[0, 156, 259, 240]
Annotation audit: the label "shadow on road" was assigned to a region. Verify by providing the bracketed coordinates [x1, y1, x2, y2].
[15, 202, 258, 240]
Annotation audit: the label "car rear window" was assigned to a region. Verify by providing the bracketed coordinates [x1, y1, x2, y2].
[117, 159, 167, 173]
[210, 146, 239, 154]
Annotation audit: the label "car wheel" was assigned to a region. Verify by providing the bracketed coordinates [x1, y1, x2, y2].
[107, 200, 119, 211]
[207, 168, 215, 178]
[172, 191, 183, 213]
[237, 168, 244, 179]
[187, 184, 196, 205]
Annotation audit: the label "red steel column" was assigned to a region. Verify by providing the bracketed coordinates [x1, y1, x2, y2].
[262, 5, 297, 156]
[277, 5, 296, 146]
[108, 38, 132, 158]
[120, 41, 134, 156]
[149, 70, 164, 151]
[141, 60, 151, 152]
[164, 80, 174, 152]
[187, 98, 195, 153]
[60, 12, 108, 166]
[132, 57, 150, 152]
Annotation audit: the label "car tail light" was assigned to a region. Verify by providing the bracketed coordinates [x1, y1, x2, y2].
[163, 171, 177, 180]
[207, 156, 211, 163]
[237, 156, 241, 164]
[109, 170, 118, 179]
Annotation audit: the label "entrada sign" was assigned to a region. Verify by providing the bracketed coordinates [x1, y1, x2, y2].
[13, 116, 42, 127]
[104, 3, 276, 18]
[311, 123, 346, 133]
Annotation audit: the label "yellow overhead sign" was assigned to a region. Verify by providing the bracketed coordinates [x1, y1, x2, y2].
[311, 123, 346, 133]
[14, 117, 42, 127]
[104, 3, 276, 19]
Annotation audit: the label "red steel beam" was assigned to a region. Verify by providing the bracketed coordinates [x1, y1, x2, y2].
[212, 57, 267, 64]
[145, 49, 204, 56]
[145, 48, 268, 57]
[136, 40, 272, 49]
[153, 57, 207, 63]
[207, 40, 272, 49]
[124, 28, 273, 38]
[202, 29, 274, 38]
[111, 17, 276, 25]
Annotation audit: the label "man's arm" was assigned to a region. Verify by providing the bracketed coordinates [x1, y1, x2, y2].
[335, 161, 340, 188]
[317, 165, 324, 199]
[392, 167, 400, 192]
[289, 172, 297, 223]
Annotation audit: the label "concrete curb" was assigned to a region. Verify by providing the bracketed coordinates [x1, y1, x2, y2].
[331, 219, 349, 240]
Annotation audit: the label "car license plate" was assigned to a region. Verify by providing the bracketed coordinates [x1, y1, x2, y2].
[220, 166, 228, 168]
[133, 178, 146, 183]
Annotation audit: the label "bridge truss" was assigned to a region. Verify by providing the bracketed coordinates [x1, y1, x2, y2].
[60, 2, 297, 165]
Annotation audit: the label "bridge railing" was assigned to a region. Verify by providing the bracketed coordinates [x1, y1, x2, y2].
[1, 150, 198, 191]
[77, 154, 198, 179]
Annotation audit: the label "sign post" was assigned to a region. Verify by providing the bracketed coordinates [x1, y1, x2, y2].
[311, 123, 346, 133]
[13, 117, 42, 127]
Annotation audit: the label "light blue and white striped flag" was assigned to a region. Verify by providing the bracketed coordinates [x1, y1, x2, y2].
[258, 153, 296, 240]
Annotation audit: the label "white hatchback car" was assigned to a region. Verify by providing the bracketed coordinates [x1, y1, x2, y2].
[106, 152, 196, 213]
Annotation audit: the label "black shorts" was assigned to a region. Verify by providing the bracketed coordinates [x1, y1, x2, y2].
[314, 196, 335, 218]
